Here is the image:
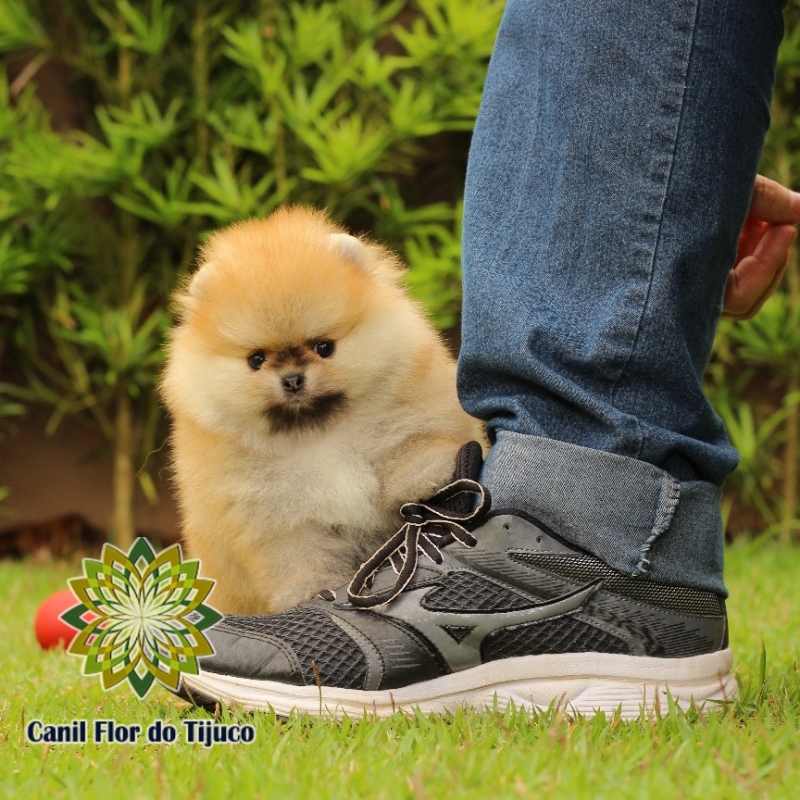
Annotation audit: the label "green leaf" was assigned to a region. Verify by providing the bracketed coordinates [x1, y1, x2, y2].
[278, 3, 342, 69]
[0, 0, 48, 52]
[299, 115, 392, 185]
[191, 153, 292, 223]
[117, 0, 174, 55]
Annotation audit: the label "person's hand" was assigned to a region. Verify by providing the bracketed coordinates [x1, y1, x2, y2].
[723, 175, 800, 320]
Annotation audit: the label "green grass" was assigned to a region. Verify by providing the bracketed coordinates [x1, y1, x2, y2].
[1, 543, 798, 799]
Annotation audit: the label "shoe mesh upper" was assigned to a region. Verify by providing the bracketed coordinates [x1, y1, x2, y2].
[481, 613, 632, 660]
[421, 571, 538, 612]
[510, 552, 724, 615]
[230, 609, 367, 690]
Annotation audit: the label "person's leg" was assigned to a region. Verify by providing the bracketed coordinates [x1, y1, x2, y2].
[459, 0, 785, 594]
[177, 0, 786, 717]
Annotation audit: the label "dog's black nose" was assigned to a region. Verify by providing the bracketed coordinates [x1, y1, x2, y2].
[282, 373, 305, 393]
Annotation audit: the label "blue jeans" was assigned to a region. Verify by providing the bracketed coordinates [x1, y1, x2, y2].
[459, 0, 785, 594]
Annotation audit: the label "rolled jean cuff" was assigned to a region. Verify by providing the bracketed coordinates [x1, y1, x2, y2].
[481, 431, 726, 596]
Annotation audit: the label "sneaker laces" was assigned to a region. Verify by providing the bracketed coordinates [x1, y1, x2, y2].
[345, 478, 491, 609]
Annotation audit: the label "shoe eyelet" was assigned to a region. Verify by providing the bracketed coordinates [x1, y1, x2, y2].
[503, 523, 510, 531]
[536, 536, 542, 544]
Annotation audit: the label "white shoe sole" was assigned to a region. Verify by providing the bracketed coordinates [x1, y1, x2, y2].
[181, 649, 737, 721]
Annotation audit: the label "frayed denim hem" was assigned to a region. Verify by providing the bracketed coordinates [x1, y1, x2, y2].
[481, 431, 726, 596]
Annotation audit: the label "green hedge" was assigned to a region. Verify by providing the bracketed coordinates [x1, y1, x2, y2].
[0, 0, 502, 543]
[0, 0, 798, 543]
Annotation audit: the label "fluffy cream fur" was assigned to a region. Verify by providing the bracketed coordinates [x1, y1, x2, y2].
[162, 207, 484, 614]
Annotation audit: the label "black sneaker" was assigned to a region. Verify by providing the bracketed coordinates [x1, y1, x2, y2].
[181, 442, 735, 719]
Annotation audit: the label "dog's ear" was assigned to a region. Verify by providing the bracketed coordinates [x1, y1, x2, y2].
[328, 233, 368, 269]
[173, 262, 215, 318]
[186, 262, 214, 298]
[330, 231, 406, 286]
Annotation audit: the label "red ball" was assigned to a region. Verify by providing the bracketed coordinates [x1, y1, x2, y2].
[35, 589, 80, 650]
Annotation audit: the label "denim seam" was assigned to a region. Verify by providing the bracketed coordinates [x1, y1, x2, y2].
[635, 473, 681, 576]
[608, 0, 702, 464]
[466, 12, 547, 279]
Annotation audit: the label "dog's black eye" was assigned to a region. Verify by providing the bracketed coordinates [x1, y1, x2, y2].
[313, 340, 335, 358]
[247, 350, 266, 371]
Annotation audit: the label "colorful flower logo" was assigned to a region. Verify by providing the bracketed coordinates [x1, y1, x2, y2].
[61, 538, 222, 699]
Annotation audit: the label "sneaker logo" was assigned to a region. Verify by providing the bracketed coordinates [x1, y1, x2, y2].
[382, 579, 602, 671]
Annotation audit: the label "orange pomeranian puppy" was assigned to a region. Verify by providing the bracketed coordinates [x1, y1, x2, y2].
[161, 207, 484, 614]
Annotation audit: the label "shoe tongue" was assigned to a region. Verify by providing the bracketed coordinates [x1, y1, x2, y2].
[344, 442, 485, 603]
[451, 440, 483, 482]
[439, 441, 484, 514]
